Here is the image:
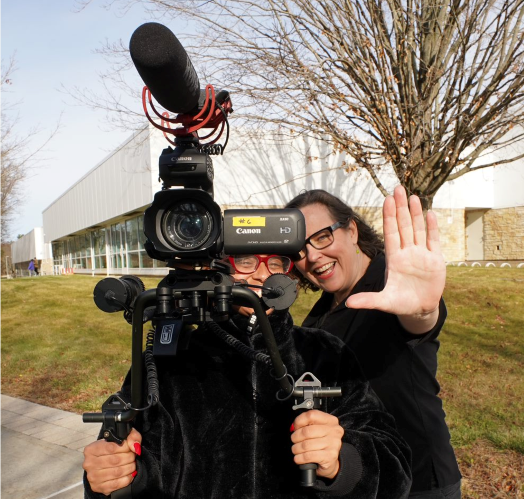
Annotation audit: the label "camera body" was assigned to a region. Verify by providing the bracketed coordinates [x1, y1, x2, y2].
[223, 209, 305, 255]
[144, 136, 305, 265]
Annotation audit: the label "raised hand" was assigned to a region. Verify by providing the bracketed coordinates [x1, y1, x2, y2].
[83, 427, 142, 495]
[290, 410, 344, 479]
[346, 185, 446, 334]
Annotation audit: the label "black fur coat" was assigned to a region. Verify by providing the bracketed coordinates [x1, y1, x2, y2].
[84, 311, 411, 498]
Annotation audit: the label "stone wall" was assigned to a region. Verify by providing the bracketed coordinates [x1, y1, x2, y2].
[483, 206, 524, 260]
[354, 206, 466, 263]
[312, 204, 524, 262]
[434, 209, 466, 262]
[40, 258, 55, 276]
[354, 206, 383, 234]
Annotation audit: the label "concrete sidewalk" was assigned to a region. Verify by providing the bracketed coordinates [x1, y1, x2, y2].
[1, 394, 100, 499]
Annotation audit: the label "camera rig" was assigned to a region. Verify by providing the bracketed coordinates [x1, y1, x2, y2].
[83, 22, 342, 497]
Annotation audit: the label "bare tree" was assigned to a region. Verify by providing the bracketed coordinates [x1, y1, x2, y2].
[1, 57, 59, 243]
[79, 0, 524, 209]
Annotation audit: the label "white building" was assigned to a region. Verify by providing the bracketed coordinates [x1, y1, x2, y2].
[39, 125, 524, 275]
[10, 228, 52, 276]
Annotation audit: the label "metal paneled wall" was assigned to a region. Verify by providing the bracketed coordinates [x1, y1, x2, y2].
[11, 228, 47, 263]
[42, 128, 162, 243]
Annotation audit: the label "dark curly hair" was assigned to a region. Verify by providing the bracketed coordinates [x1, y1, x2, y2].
[285, 189, 384, 292]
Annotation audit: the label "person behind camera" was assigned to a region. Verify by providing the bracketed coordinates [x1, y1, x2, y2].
[285, 186, 461, 498]
[83, 253, 412, 498]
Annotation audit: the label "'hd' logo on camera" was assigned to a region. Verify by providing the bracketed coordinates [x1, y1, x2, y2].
[223, 209, 306, 255]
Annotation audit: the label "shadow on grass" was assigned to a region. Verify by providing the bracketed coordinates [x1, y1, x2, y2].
[443, 324, 524, 365]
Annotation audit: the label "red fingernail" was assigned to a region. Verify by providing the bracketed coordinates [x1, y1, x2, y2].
[132, 471, 137, 478]
[134, 442, 142, 456]
[290, 423, 295, 432]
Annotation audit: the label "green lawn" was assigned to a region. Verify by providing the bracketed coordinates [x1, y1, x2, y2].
[1, 275, 159, 413]
[2, 268, 523, 497]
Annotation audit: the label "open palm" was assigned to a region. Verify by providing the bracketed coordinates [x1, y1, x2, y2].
[346, 185, 446, 318]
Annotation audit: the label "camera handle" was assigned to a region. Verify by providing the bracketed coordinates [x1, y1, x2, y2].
[83, 289, 157, 499]
[82, 392, 134, 444]
[292, 372, 342, 487]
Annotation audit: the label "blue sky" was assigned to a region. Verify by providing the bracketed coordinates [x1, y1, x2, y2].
[1, 1, 184, 240]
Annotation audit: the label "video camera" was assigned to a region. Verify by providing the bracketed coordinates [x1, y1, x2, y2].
[127, 22, 305, 265]
[144, 137, 306, 263]
[84, 22, 340, 496]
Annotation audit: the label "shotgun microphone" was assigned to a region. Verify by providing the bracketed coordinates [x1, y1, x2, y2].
[129, 22, 200, 113]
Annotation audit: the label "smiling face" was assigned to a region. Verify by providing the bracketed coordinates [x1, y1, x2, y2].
[231, 254, 272, 317]
[295, 203, 371, 306]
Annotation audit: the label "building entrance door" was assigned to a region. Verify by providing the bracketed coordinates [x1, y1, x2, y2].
[465, 209, 487, 261]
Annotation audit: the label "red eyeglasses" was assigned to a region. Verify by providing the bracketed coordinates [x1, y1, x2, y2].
[228, 255, 294, 275]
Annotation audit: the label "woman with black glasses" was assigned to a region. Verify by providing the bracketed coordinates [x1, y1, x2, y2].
[285, 186, 461, 499]
[83, 253, 412, 499]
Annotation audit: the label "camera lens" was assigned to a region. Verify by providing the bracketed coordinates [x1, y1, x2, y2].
[162, 201, 213, 250]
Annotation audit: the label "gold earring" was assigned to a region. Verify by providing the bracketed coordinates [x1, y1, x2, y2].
[356, 247, 360, 254]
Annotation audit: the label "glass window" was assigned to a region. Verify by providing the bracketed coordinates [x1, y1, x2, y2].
[93, 229, 106, 256]
[140, 250, 156, 268]
[76, 235, 84, 258]
[126, 218, 139, 252]
[138, 215, 148, 249]
[111, 254, 120, 269]
[52, 241, 65, 266]
[110, 225, 119, 254]
[109, 223, 126, 269]
[128, 252, 140, 268]
[82, 234, 90, 258]
[51, 220, 170, 273]
[69, 238, 77, 255]
[117, 222, 125, 248]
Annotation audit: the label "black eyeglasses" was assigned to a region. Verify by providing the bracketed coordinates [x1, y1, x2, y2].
[296, 218, 350, 260]
[228, 255, 294, 275]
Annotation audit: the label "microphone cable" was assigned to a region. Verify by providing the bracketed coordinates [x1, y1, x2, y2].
[206, 320, 272, 367]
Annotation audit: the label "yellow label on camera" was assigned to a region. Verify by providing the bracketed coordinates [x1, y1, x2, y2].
[232, 217, 266, 227]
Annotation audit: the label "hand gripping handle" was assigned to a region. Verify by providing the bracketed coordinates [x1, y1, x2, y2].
[83, 393, 136, 499]
[292, 372, 342, 488]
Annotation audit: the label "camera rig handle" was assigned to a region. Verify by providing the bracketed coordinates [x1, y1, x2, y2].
[82, 392, 134, 445]
[83, 288, 157, 499]
[84, 271, 297, 498]
[129, 278, 296, 410]
[147, 270, 295, 397]
[86, 271, 296, 430]
[292, 372, 342, 487]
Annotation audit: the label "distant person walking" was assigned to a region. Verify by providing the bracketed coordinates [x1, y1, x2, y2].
[33, 258, 39, 276]
[28, 259, 36, 277]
